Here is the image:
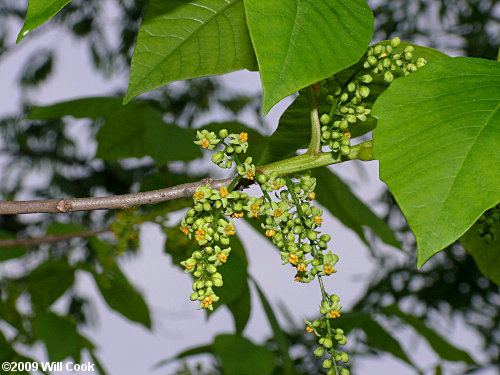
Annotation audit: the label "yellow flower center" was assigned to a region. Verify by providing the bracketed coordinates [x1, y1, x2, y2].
[231, 211, 244, 218]
[289, 254, 299, 265]
[219, 186, 229, 197]
[324, 265, 335, 275]
[265, 229, 275, 237]
[314, 216, 323, 225]
[306, 326, 314, 333]
[274, 209, 284, 217]
[251, 203, 260, 213]
[308, 192, 316, 200]
[194, 191, 205, 200]
[225, 225, 236, 236]
[203, 296, 213, 308]
[201, 138, 210, 148]
[294, 275, 302, 282]
[239, 132, 248, 143]
[179, 226, 189, 235]
[344, 131, 351, 138]
[329, 311, 341, 319]
[185, 264, 193, 270]
[297, 263, 307, 272]
[272, 181, 281, 190]
[195, 228, 205, 241]
[218, 253, 227, 263]
[246, 171, 255, 180]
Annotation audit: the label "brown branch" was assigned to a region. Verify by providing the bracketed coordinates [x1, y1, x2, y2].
[0, 177, 235, 215]
[0, 227, 111, 248]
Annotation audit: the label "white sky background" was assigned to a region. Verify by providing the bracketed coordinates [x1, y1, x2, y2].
[0, 6, 496, 375]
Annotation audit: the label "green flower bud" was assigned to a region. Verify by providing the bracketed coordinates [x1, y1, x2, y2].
[206, 265, 217, 273]
[257, 174, 268, 184]
[339, 120, 349, 131]
[225, 160, 233, 168]
[367, 56, 377, 65]
[331, 131, 341, 139]
[226, 146, 234, 154]
[340, 145, 350, 155]
[320, 234, 331, 242]
[346, 114, 357, 123]
[218, 129, 228, 138]
[347, 82, 356, 92]
[340, 93, 349, 102]
[212, 278, 223, 287]
[340, 352, 349, 362]
[391, 36, 401, 47]
[384, 71, 394, 83]
[404, 52, 413, 60]
[314, 347, 325, 357]
[322, 131, 331, 140]
[211, 151, 224, 164]
[373, 45, 383, 55]
[190, 292, 199, 301]
[322, 359, 333, 369]
[358, 86, 370, 98]
[363, 61, 370, 69]
[360, 74, 373, 83]
[340, 106, 349, 114]
[386, 45, 393, 54]
[383, 58, 391, 68]
[339, 368, 350, 375]
[404, 45, 414, 54]
[320, 114, 331, 124]
[396, 59, 403, 67]
[323, 338, 333, 349]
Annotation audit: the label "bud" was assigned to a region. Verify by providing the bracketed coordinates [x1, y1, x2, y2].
[218, 129, 228, 138]
[384, 71, 394, 83]
[391, 36, 401, 48]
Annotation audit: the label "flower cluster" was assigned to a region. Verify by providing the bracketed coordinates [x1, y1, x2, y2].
[476, 204, 499, 243]
[319, 37, 428, 156]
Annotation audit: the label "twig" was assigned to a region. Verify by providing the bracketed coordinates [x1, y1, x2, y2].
[0, 227, 111, 248]
[0, 177, 234, 215]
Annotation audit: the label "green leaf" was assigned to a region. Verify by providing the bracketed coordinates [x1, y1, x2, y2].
[26, 259, 75, 310]
[33, 312, 80, 361]
[313, 167, 400, 248]
[153, 344, 214, 369]
[252, 278, 293, 373]
[91, 264, 152, 329]
[213, 334, 275, 375]
[124, 0, 257, 103]
[0, 230, 27, 261]
[340, 312, 414, 367]
[29, 97, 201, 163]
[460, 220, 500, 285]
[245, 0, 373, 114]
[372, 57, 500, 267]
[46, 222, 86, 235]
[17, 0, 73, 43]
[383, 305, 476, 364]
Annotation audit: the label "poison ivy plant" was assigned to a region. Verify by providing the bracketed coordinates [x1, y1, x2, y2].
[372, 57, 500, 267]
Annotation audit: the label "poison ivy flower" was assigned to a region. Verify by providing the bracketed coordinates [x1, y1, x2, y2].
[194, 130, 220, 150]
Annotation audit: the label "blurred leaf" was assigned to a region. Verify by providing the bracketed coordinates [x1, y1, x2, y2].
[245, 0, 373, 114]
[313, 167, 400, 248]
[252, 278, 293, 373]
[91, 264, 152, 329]
[372, 57, 500, 268]
[26, 259, 75, 310]
[153, 344, 214, 369]
[29, 97, 201, 163]
[213, 334, 275, 375]
[19, 49, 54, 87]
[383, 305, 476, 364]
[460, 220, 500, 285]
[0, 230, 27, 261]
[124, 0, 257, 103]
[33, 312, 80, 361]
[17, 0, 74, 42]
[340, 312, 414, 367]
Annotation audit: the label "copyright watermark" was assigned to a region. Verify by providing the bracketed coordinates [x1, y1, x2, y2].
[2, 361, 95, 373]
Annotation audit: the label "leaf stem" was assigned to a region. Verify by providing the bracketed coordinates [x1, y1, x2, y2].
[307, 85, 322, 155]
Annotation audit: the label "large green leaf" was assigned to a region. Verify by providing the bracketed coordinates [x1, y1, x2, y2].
[17, 0, 73, 43]
[33, 312, 80, 361]
[245, 0, 373, 114]
[313, 167, 400, 248]
[383, 305, 476, 364]
[372, 57, 500, 267]
[0, 230, 27, 261]
[460, 220, 500, 285]
[124, 0, 257, 103]
[91, 264, 152, 329]
[213, 334, 275, 375]
[29, 97, 201, 163]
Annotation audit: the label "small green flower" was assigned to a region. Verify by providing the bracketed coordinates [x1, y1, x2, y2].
[194, 130, 220, 150]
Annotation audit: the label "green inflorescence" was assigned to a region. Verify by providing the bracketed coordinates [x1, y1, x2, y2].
[476, 204, 499, 243]
[180, 129, 350, 374]
[319, 37, 428, 156]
